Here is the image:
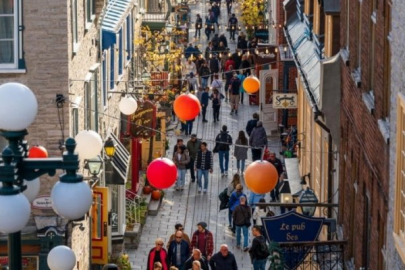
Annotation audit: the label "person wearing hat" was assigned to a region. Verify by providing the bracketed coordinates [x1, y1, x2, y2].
[190, 222, 215, 260]
[228, 72, 241, 115]
[213, 125, 233, 176]
[187, 134, 201, 182]
[228, 184, 247, 233]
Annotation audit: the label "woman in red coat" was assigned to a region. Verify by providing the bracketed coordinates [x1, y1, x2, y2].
[147, 238, 169, 270]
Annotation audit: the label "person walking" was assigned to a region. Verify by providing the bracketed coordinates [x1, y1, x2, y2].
[188, 72, 199, 92]
[241, 54, 251, 76]
[228, 73, 241, 115]
[147, 238, 169, 270]
[209, 56, 221, 82]
[237, 72, 246, 104]
[267, 152, 284, 202]
[187, 134, 201, 182]
[205, 42, 213, 60]
[168, 230, 190, 269]
[233, 196, 251, 251]
[252, 198, 271, 229]
[184, 249, 209, 270]
[195, 14, 203, 39]
[226, 0, 233, 15]
[246, 113, 259, 136]
[224, 66, 234, 102]
[185, 118, 195, 136]
[249, 226, 269, 270]
[205, 17, 213, 40]
[173, 146, 190, 191]
[209, 244, 238, 270]
[167, 223, 191, 249]
[190, 222, 214, 260]
[199, 62, 211, 89]
[194, 142, 213, 193]
[249, 192, 265, 215]
[228, 14, 238, 41]
[210, 88, 224, 122]
[234, 130, 248, 174]
[211, 73, 223, 91]
[249, 121, 268, 161]
[228, 184, 247, 233]
[226, 174, 242, 230]
[213, 125, 232, 176]
[173, 139, 184, 157]
[200, 87, 209, 122]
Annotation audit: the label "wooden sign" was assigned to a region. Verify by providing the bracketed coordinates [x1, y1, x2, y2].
[32, 196, 52, 209]
[272, 93, 298, 109]
[129, 101, 157, 138]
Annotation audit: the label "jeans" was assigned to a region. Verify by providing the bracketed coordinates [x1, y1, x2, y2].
[236, 225, 249, 248]
[176, 169, 186, 187]
[252, 148, 262, 161]
[240, 92, 244, 103]
[270, 179, 280, 200]
[218, 150, 229, 173]
[236, 159, 245, 172]
[202, 106, 207, 121]
[195, 28, 201, 38]
[230, 29, 236, 40]
[253, 259, 267, 270]
[181, 121, 187, 132]
[213, 106, 220, 121]
[228, 209, 233, 226]
[201, 77, 209, 88]
[197, 169, 209, 189]
[186, 121, 193, 135]
[189, 158, 196, 181]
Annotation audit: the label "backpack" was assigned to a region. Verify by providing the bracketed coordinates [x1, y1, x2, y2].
[256, 237, 270, 258]
[212, 95, 220, 106]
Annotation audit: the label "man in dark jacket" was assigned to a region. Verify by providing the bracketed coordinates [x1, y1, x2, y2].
[199, 62, 211, 89]
[249, 121, 268, 161]
[209, 54, 221, 82]
[267, 152, 284, 202]
[195, 14, 203, 39]
[167, 231, 190, 269]
[184, 249, 209, 270]
[190, 222, 214, 260]
[246, 113, 259, 136]
[233, 196, 251, 251]
[211, 34, 220, 50]
[187, 134, 201, 182]
[209, 244, 238, 270]
[195, 142, 213, 193]
[173, 139, 184, 158]
[219, 34, 228, 48]
[228, 73, 241, 115]
[228, 14, 238, 41]
[249, 226, 269, 270]
[199, 87, 210, 122]
[214, 125, 233, 176]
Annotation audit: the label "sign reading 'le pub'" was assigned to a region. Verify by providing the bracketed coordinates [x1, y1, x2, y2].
[129, 101, 157, 138]
[262, 211, 325, 270]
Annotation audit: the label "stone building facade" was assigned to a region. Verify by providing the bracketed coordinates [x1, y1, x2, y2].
[0, 0, 141, 268]
[339, 0, 391, 268]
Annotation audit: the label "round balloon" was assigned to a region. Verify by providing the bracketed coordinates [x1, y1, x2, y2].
[28, 145, 48, 158]
[75, 130, 103, 160]
[173, 94, 201, 121]
[243, 76, 260, 94]
[244, 161, 278, 194]
[146, 158, 177, 189]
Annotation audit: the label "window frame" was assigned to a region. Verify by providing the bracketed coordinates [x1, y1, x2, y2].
[394, 93, 405, 264]
[71, 0, 79, 53]
[84, 70, 98, 132]
[86, 0, 95, 26]
[102, 51, 108, 110]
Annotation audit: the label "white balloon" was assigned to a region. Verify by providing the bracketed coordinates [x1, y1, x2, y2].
[22, 178, 41, 203]
[51, 181, 93, 220]
[0, 193, 31, 233]
[119, 96, 138, 115]
[0, 83, 38, 131]
[47, 245, 76, 270]
[75, 130, 103, 159]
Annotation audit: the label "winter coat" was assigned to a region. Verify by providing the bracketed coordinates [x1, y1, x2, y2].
[187, 139, 202, 159]
[229, 191, 247, 211]
[209, 251, 238, 270]
[200, 92, 210, 107]
[209, 58, 221, 73]
[214, 131, 232, 152]
[184, 257, 209, 270]
[199, 66, 211, 78]
[167, 240, 190, 267]
[234, 138, 248, 160]
[147, 248, 168, 270]
[219, 35, 228, 48]
[246, 119, 258, 136]
[232, 204, 252, 226]
[173, 152, 190, 170]
[249, 126, 268, 148]
[252, 206, 269, 226]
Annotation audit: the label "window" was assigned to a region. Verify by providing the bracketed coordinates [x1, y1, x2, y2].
[0, 0, 24, 70]
[71, 0, 78, 51]
[118, 28, 123, 75]
[356, 0, 362, 68]
[363, 188, 371, 268]
[394, 93, 405, 263]
[71, 107, 79, 137]
[346, 0, 350, 50]
[126, 15, 132, 61]
[110, 46, 115, 89]
[102, 51, 107, 108]
[84, 70, 98, 131]
[86, 0, 95, 23]
[382, 1, 391, 117]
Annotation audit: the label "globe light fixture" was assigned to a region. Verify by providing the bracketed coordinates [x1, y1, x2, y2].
[0, 193, 31, 234]
[22, 178, 41, 203]
[75, 130, 103, 159]
[47, 245, 76, 270]
[0, 83, 38, 131]
[119, 95, 138, 115]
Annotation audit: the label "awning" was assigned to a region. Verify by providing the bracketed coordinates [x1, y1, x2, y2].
[101, 0, 134, 50]
[105, 133, 131, 185]
[284, 12, 321, 107]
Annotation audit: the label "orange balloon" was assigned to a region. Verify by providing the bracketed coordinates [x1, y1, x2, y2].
[243, 76, 260, 94]
[173, 93, 201, 120]
[28, 146, 48, 158]
[244, 161, 278, 194]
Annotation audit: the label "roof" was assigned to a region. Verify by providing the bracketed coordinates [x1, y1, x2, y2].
[109, 133, 131, 184]
[285, 12, 321, 107]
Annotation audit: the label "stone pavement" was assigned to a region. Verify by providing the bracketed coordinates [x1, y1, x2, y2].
[128, 1, 281, 269]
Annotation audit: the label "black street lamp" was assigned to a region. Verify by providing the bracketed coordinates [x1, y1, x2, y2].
[0, 83, 95, 270]
[299, 187, 318, 216]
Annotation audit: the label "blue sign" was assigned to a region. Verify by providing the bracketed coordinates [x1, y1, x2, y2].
[262, 211, 324, 270]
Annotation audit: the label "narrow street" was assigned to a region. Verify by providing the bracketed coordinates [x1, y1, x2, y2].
[128, 1, 281, 269]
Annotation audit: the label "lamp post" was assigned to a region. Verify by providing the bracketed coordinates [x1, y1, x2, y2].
[0, 83, 95, 270]
[299, 187, 318, 216]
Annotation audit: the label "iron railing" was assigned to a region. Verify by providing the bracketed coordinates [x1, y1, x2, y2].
[277, 240, 347, 270]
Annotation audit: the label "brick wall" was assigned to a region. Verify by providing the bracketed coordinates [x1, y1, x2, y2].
[339, 0, 390, 268]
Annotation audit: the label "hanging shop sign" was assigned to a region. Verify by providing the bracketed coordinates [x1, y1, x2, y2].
[32, 196, 52, 209]
[255, 29, 269, 40]
[151, 72, 169, 88]
[262, 211, 325, 270]
[272, 93, 298, 109]
[129, 101, 157, 138]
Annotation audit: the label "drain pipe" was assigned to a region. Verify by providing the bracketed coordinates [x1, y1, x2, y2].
[314, 109, 334, 239]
